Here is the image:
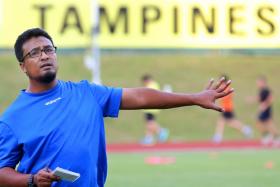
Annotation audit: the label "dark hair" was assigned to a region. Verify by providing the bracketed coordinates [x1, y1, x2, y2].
[141, 74, 152, 82]
[14, 28, 54, 62]
[257, 75, 267, 82]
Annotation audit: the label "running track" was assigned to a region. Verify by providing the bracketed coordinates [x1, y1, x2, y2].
[107, 140, 279, 153]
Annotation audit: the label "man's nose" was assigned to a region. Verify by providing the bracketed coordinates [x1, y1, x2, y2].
[41, 50, 49, 59]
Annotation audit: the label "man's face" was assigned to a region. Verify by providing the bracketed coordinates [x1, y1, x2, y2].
[20, 36, 58, 84]
[256, 79, 265, 88]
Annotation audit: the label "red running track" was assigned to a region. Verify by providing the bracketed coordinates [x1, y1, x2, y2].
[107, 140, 279, 153]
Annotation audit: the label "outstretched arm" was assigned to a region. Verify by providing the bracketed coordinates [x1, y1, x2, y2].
[121, 77, 233, 112]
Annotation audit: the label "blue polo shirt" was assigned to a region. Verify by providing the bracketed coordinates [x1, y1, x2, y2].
[0, 80, 122, 187]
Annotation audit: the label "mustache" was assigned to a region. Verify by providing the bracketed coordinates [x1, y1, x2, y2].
[40, 62, 54, 68]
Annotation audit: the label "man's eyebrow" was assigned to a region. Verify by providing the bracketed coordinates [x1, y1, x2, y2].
[43, 45, 53, 48]
[32, 45, 53, 50]
[29, 46, 41, 51]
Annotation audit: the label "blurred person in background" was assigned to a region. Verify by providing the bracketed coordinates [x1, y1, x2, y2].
[140, 74, 169, 145]
[0, 28, 233, 187]
[212, 75, 252, 143]
[256, 75, 280, 146]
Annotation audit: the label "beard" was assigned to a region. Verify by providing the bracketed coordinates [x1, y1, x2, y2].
[28, 70, 57, 84]
[37, 71, 56, 83]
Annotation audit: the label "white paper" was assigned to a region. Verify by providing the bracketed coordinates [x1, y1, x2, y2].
[52, 167, 80, 182]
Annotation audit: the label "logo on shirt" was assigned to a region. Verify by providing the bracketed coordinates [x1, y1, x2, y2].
[45, 97, 62, 106]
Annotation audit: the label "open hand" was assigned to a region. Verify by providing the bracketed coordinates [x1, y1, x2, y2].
[195, 77, 234, 112]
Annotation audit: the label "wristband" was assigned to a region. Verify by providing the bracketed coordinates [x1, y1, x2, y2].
[27, 174, 35, 187]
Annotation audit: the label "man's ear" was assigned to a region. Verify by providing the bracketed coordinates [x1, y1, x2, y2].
[19, 62, 27, 73]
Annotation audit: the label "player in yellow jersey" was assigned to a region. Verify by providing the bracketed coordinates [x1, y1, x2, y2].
[140, 74, 169, 145]
[213, 75, 252, 143]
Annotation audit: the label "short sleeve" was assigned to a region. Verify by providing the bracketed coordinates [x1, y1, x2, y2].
[89, 83, 122, 117]
[0, 122, 22, 169]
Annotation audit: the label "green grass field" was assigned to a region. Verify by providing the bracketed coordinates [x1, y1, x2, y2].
[106, 150, 280, 187]
[0, 52, 280, 143]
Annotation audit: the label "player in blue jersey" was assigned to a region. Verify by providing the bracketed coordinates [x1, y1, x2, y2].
[0, 28, 233, 187]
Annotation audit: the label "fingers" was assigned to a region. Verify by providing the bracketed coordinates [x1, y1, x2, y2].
[206, 78, 214, 89]
[216, 80, 231, 93]
[34, 169, 60, 187]
[214, 77, 226, 90]
[212, 105, 224, 112]
[217, 88, 234, 98]
[206, 77, 228, 91]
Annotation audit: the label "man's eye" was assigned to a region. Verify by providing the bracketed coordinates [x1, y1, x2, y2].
[45, 48, 53, 53]
[30, 50, 40, 56]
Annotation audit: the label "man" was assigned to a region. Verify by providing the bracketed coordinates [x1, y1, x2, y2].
[212, 75, 252, 143]
[140, 74, 169, 145]
[256, 76, 279, 146]
[0, 28, 233, 187]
